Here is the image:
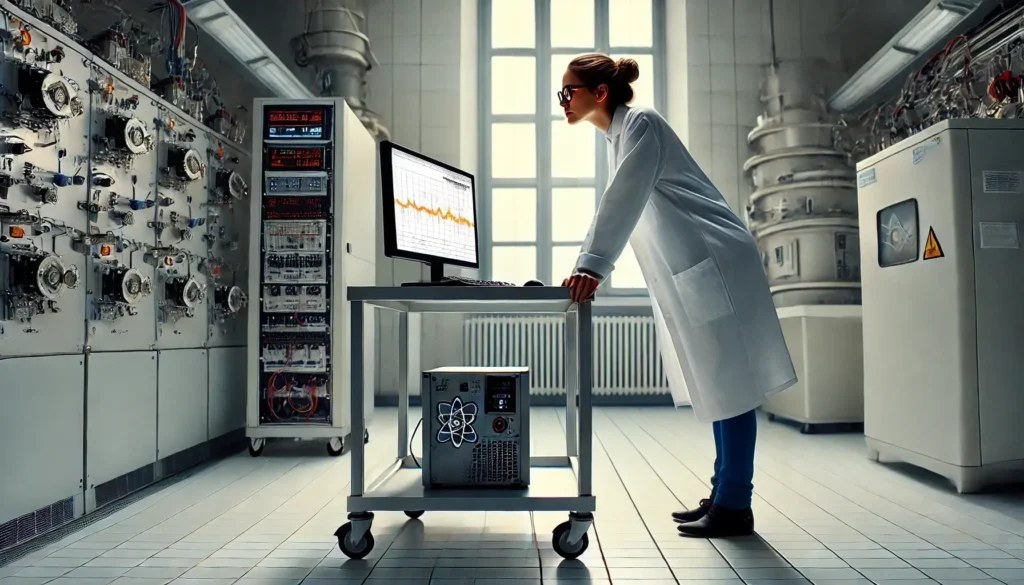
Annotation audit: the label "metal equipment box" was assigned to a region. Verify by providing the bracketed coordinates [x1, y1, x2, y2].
[421, 366, 531, 489]
[857, 119, 1024, 493]
[246, 98, 377, 457]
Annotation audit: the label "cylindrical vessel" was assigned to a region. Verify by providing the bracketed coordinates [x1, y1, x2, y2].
[744, 61, 861, 306]
[747, 179, 858, 231]
[744, 147, 852, 190]
[756, 218, 861, 307]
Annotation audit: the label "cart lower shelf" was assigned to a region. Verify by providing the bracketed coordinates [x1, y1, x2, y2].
[347, 465, 596, 513]
[339, 462, 596, 561]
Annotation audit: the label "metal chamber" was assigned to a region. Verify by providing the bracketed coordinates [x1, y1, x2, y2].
[292, 0, 390, 141]
[744, 61, 860, 307]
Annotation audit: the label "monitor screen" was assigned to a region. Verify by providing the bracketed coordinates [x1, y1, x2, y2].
[382, 143, 478, 267]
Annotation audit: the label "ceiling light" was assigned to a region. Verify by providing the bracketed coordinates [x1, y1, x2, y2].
[181, 0, 314, 99]
[827, 0, 988, 113]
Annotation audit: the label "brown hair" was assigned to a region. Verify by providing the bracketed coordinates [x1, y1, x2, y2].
[567, 53, 640, 107]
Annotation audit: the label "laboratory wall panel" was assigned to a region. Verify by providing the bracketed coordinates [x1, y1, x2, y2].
[157, 349, 210, 459]
[83, 61, 161, 352]
[0, 355, 85, 527]
[205, 139, 251, 348]
[0, 34, 92, 357]
[208, 346, 246, 440]
[152, 116, 213, 349]
[85, 351, 158, 489]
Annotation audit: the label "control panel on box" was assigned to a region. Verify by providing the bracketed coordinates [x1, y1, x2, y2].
[257, 105, 335, 425]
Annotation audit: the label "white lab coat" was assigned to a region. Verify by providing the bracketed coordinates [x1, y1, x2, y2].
[574, 105, 797, 423]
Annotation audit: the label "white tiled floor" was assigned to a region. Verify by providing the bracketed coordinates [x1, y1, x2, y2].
[2, 407, 1024, 585]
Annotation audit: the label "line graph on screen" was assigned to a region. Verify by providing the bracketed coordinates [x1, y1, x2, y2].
[392, 153, 477, 264]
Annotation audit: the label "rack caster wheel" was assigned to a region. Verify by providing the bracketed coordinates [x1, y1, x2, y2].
[364, 429, 370, 444]
[800, 424, 815, 435]
[552, 518, 590, 559]
[334, 522, 374, 559]
[248, 438, 265, 457]
[404, 510, 424, 519]
[327, 437, 344, 457]
[767, 413, 776, 422]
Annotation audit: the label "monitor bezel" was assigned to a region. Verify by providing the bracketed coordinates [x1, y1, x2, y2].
[379, 140, 481, 270]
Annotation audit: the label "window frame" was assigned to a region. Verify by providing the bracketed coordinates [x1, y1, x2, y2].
[478, 0, 667, 295]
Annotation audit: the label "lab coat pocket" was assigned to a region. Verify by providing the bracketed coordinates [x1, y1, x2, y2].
[673, 258, 735, 327]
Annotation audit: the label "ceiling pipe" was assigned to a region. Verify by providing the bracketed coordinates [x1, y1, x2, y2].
[291, 0, 390, 141]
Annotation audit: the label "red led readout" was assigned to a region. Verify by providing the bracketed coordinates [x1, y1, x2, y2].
[267, 110, 325, 125]
[268, 147, 324, 170]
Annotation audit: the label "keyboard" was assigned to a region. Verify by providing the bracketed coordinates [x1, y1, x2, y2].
[401, 276, 516, 287]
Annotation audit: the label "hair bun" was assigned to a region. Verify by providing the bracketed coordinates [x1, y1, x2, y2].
[615, 58, 640, 83]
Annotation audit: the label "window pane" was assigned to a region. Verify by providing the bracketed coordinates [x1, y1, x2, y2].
[551, 245, 580, 285]
[609, 0, 653, 47]
[491, 57, 536, 115]
[551, 54, 572, 115]
[491, 124, 536, 178]
[551, 121, 595, 178]
[611, 243, 646, 288]
[611, 53, 655, 107]
[491, 189, 537, 242]
[552, 188, 595, 242]
[492, 0, 535, 48]
[492, 246, 537, 284]
[551, 0, 594, 48]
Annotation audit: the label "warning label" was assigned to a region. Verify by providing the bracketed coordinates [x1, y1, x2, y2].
[923, 227, 944, 260]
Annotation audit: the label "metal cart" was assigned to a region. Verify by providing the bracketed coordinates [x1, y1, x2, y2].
[336, 286, 595, 560]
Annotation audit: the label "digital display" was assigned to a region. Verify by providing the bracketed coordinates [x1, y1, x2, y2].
[263, 196, 328, 220]
[484, 376, 517, 414]
[264, 106, 330, 141]
[267, 147, 326, 171]
[266, 175, 326, 194]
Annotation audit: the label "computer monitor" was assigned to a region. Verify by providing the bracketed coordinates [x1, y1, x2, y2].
[379, 141, 480, 282]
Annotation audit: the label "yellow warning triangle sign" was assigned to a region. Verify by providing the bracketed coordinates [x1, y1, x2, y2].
[923, 227, 944, 260]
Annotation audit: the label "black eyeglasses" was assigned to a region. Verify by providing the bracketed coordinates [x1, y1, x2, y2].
[557, 84, 589, 105]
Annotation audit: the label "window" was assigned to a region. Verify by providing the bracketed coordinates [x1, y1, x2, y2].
[480, 0, 665, 293]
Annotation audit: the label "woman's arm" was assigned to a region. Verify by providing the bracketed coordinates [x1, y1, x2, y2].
[573, 115, 665, 280]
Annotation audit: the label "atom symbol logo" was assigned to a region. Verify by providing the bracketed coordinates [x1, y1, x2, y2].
[436, 396, 478, 448]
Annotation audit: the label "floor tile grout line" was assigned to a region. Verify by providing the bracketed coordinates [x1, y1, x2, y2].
[621, 409, 826, 584]
[758, 421, 1024, 539]
[750, 445, 1015, 585]
[593, 409, 686, 584]
[21, 455, 279, 561]
[552, 406, 613, 584]
[753, 420, 1024, 546]
[643, 409, 1016, 585]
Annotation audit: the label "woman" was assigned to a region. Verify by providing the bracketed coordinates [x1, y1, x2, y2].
[559, 54, 797, 538]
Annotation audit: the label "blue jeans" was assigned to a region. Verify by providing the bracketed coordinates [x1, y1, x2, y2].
[709, 409, 757, 510]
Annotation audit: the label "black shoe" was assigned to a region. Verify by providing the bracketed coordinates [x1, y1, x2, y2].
[671, 498, 712, 523]
[677, 504, 754, 538]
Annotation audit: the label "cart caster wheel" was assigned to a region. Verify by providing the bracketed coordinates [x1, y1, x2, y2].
[364, 429, 370, 444]
[767, 413, 776, 422]
[334, 522, 374, 559]
[552, 520, 589, 559]
[327, 437, 344, 456]
[248, 438, 264, 457]
[404, 510, 424, 519]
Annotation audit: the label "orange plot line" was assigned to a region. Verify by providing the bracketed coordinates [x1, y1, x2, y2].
[394, 198, 474, 227]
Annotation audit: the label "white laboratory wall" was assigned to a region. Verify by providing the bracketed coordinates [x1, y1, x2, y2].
[668, 0, 925, 216]
[364, 0, 475, 396]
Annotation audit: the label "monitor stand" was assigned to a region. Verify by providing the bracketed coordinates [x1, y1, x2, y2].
[399, 261, 450, 287]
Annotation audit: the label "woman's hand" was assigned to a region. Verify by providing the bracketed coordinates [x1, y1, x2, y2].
[561, 272, 599, 303]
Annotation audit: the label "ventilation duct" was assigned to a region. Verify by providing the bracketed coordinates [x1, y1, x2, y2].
[292, 0, 390, 141]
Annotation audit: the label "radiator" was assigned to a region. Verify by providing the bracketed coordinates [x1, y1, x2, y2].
[462, 315, 670, 396]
